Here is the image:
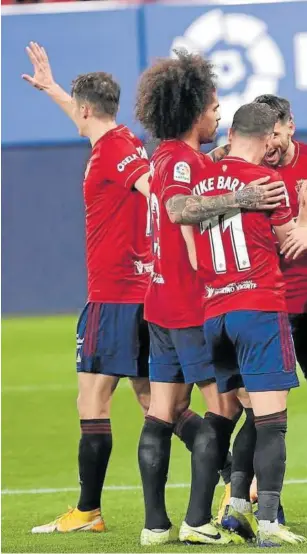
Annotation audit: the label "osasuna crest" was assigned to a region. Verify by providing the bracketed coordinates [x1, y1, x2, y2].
[173, 161, 191, 184]
[296, 179, 307, 195]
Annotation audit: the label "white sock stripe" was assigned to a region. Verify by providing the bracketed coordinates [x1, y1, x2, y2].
[2, 479, 307, 496]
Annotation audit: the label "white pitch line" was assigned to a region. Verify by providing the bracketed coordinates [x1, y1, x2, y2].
[2, 384, 77, 393]
[2, 381, 131, 393]
[2, 479, 307, 496]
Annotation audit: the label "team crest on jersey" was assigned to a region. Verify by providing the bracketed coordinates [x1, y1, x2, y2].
[222, 164, 228, 172]
[173, 161, 191, 184]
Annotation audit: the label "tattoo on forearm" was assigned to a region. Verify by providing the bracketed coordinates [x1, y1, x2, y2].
[167, 184, 266, 225]
[234, 186, 263, 209]
[166, 194, 236, 224]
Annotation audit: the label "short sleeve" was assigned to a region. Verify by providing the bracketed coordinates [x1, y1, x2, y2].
[161, 156, 195, 203]
[106, 137, 150, 189]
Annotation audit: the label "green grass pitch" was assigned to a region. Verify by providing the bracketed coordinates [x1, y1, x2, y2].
[2, 316, 307, 553]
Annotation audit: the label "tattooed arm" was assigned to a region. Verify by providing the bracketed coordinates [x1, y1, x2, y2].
[166, 177, 286, 225]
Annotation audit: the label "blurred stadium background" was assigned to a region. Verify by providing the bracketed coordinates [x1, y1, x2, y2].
[2, 1, 307, 552]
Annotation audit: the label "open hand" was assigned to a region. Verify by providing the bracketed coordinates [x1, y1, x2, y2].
[280, 227, 307, 260]
[22, 42, 55, 91]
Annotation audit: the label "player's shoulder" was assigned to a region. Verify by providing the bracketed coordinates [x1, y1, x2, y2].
[156, 141, 208, 177]
[240, 161, 282, 183]
[99, 126, 149, 175]
[251, 164, 282, 181]
[215, 158, 282, 183]
[98, 124, 146, 153]
[118, 125, 147, 152]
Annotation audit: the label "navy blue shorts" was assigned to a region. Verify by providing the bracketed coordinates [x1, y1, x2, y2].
[203, 311, 299, 393]
[148, 322, 215, 384]
[76, 303, 149, 377]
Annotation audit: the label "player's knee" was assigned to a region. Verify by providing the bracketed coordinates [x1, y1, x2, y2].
[136, 392, 151, 415]
[236, 386, 252, 409]
[130, 377, 151, 414]
[250, 390, 288, 417]
[149, 395, 190, 423]
[147, 406, 174, 424]
[202, 383, 240, 419]
[173, 396, 190, 421]
[77, 388, 111, 420]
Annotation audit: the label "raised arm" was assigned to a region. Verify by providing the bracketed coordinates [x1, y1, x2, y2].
[166, 177, 286, 225]
[22, 42, 76, 125]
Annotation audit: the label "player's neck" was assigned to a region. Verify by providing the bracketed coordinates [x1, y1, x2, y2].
[180, 130, 201, 151]
[281, 139, 295, 166]
[88, 120, 118, 147]
[228, 142, 263, 165]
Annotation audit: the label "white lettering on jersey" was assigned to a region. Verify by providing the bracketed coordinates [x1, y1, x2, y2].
[193, 176, 245, 195]
[117, 154, 139, 172]
[136, 146, 149, 160]
[173, 161, 191, 184]
[117, 146, 148, 172]
[205, 280, 257, 298]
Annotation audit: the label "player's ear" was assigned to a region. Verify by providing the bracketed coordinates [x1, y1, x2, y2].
[81, 104, 90, 120]
[228, 128, 233, 144]
[288, 116, 295, 137]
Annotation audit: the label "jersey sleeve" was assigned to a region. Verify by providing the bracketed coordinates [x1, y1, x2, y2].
[161, 155, 195, 203]
[268, 170, 293, 226]
[106, 137, 150, 189]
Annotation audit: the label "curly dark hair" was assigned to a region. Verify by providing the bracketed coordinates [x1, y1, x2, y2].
[71, 72, 120, 118]
[253, 94, 291, 124]
[135, 52, 216, 139]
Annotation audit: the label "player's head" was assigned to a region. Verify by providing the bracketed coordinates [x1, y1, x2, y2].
[229, 103, 277, 163]
[253, 94, 295, 166]
[135, 51, 220, 144]
[71, 72, 120, 136]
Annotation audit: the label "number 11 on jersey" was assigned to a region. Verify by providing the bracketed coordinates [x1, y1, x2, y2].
[202, 212, 251, 274]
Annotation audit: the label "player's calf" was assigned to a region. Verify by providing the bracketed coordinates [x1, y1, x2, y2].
[184, 412, 235, 528]
[254, 409, 287, 524]
[230, 408, 256, 509]
[138, 415, 174, 533]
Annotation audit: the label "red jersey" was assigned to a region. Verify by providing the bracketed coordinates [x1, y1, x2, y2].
[84, 125, 152, 303]
[145, 140, 211, 328]
[277, 141, 307, 313]
[193, 157, 292, 320]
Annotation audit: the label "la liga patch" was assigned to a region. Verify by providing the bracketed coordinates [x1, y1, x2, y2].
[173, 161, 191, 184]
